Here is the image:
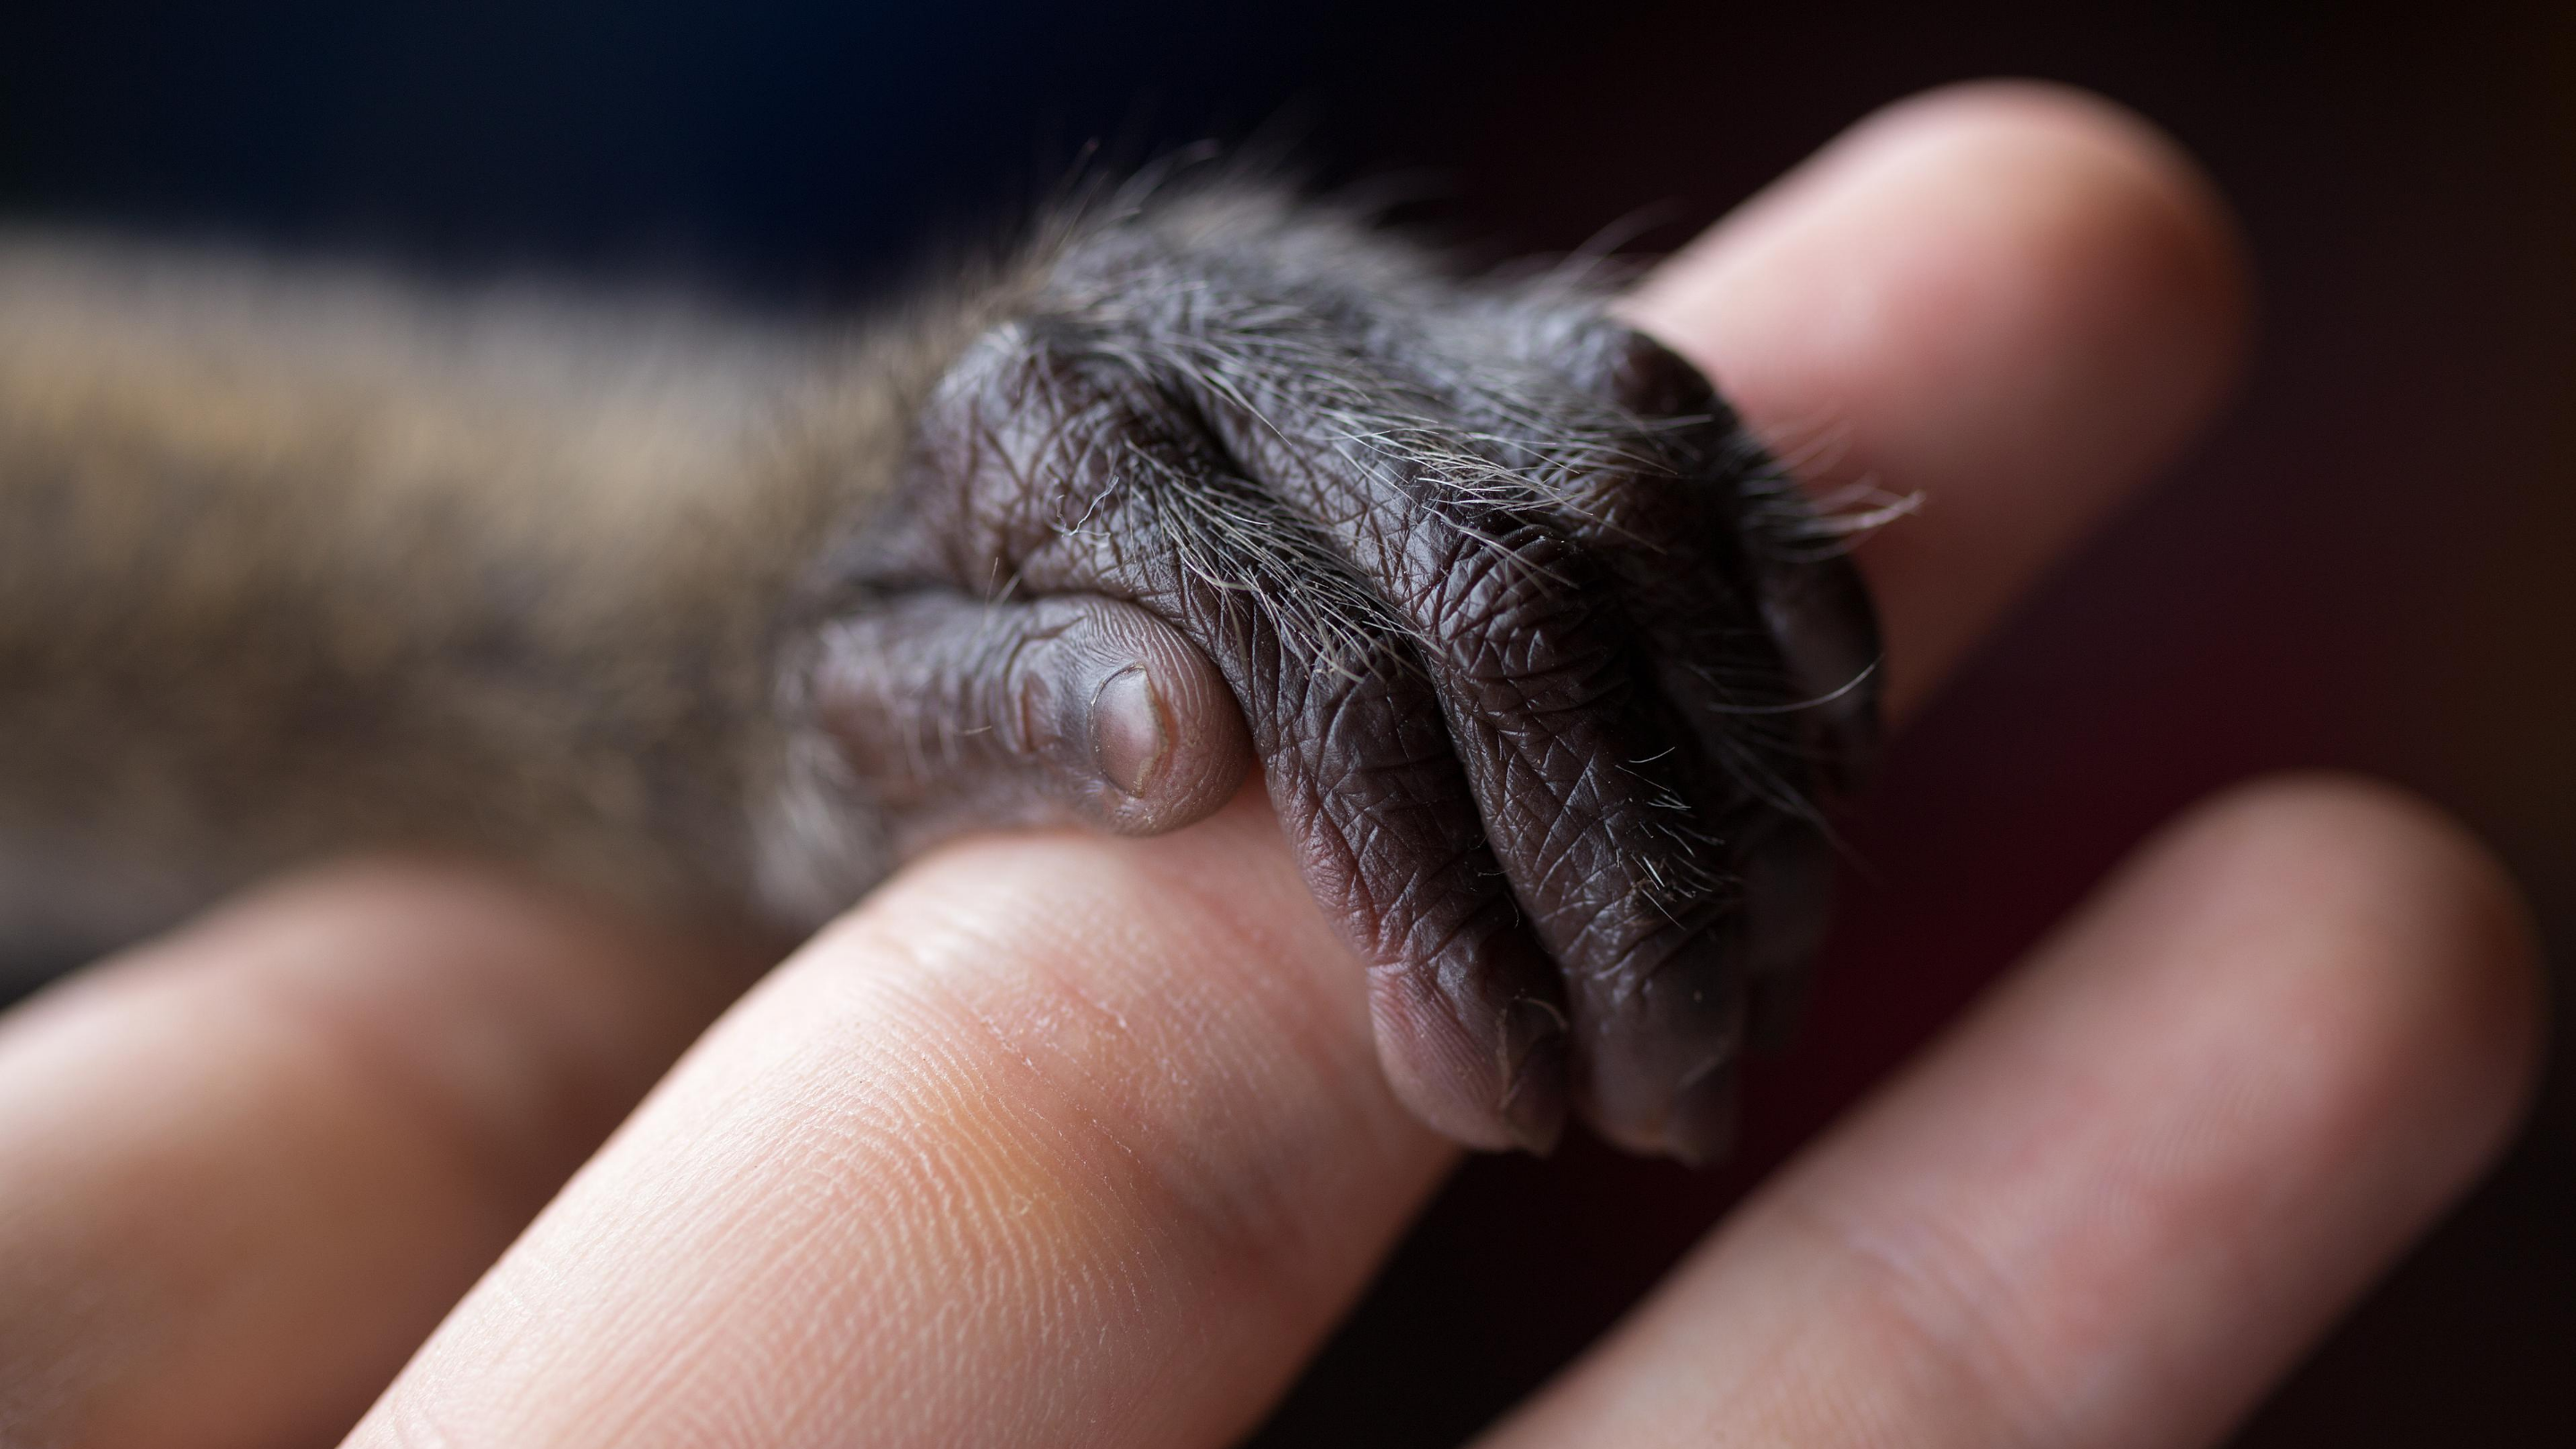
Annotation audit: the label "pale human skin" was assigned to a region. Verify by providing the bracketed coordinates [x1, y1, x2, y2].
[0, 82, 2544, 1449]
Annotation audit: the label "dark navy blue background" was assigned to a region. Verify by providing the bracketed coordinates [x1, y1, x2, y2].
[6, 0, 1530, 286]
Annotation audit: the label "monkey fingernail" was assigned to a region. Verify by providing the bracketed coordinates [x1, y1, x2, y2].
[1500, 996, 1572, 1155]
[1003, 599, 1248, 833]
[1044, 598, 1252, 835]
[811, 592, 1249, 850]
[1571, 930, 1755, 1162]
[1089, 665, 1169, 798]
[1661, 1063, 1741, 1168]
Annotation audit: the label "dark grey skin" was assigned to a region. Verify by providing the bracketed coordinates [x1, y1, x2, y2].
[0, 181, 1878, 1161]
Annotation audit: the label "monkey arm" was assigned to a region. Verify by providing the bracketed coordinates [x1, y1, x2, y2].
[0, 234, 866, 953]
[0, 184, 1880, 1160]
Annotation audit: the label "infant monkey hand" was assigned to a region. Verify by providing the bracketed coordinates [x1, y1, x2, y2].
[802, 189, 1882, 1161]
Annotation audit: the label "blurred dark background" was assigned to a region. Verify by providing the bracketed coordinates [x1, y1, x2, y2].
[5, 1, 2567, 1441]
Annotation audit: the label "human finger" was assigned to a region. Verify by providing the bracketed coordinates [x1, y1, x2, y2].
[344, 85, 2257, 1448]
[0, 864, 740, 1449]
[1479, 778, 2542, 1448]
[1629, 80, 2251, 718]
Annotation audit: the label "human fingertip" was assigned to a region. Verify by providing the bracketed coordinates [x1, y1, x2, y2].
[2177, 773, 2547, 1148]
[1500, 995, 1573, 1156]
[1879, 79, 2256, 377]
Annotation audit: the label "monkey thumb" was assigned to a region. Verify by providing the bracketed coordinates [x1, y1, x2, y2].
[810, 590, 1255, 844]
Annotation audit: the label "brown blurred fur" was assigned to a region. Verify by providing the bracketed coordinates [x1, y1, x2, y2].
[0, 233, 996, 955]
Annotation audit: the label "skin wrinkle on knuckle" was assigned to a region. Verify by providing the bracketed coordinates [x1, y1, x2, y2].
[1344, 838, 1429, 952]
[1304, 745, 1489, 969]
[987, 623, 1061, 766]
[1491, 728, 1714, 966]
[1374, 887, 1511, 992]
[1361, 852, 1477, 967]
[1761, 1185, 2074, 1449]
[1326, 813, 1470, 950]
[1423, 534, 1665, 743]
[947, 355, 1123, 589]
[1494, 760, 1603, 904]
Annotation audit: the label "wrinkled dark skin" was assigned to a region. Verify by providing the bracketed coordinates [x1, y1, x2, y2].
[807, 195, 1880, 1161]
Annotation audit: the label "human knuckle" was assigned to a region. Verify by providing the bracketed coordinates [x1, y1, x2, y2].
[1769, 1184, 2074, 1447]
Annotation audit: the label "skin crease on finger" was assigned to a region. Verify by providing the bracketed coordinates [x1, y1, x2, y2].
[1477, 778, 2542, 1449]
[344, 88, 2261, 1449]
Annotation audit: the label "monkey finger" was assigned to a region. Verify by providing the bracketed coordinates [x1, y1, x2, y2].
[1114, 367, 1775, 1160]
[812, 591, 1253, 849]
[1630, 82, 2252, 717]
[1522, 333, 1876, 1055]
[914, 365, 1578, 1153]
[1243, 639, 1577, 1156]
[1556, 320, 1884, 792]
